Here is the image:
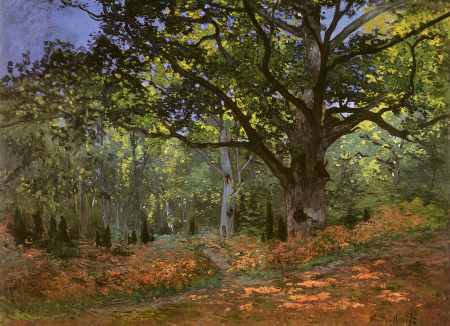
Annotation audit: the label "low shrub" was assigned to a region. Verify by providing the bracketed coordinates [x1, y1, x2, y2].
[229, 201, 431, 272]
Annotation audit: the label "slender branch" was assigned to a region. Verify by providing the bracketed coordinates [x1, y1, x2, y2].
[243, 0, 312, 122]
[209, 19, 238, 65]
[330, 10, 450, 69]
[131, 125, 251, 149]
[324, 0, 345, 45]
[364, 112, 409, 140]
[253, 6, 303, 37]
[326, 95, 385, 115]
[60, 0, 103, 21]
[330, 0, 407, 49]
[194, 148, 224, 176]
[207, 2, 245, 13]
[239, 155, 254, 174]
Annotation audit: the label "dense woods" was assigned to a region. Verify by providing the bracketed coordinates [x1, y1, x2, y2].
[0, 0, 449, 324]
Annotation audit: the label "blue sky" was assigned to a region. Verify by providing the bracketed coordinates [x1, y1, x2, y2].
[0, 1, 98, 75]
[0, 2, 359, 76]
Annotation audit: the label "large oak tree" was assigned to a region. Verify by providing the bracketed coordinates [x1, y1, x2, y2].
[3, 0, 450, 238]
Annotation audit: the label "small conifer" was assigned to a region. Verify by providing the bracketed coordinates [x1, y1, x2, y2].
[141, 220, 150, 244]
[32, 212, 44, 244]
[128, 230, 137, 244]
[103, 225, 112, 248]
[95, 229, 103, 247]
[363, 208, 371, 222]
[12, 208, 28, 245]
[57, 216, 71, 244]
[265, 199, 274, 240]
[277, 216, 287, 242]
[49, 216, 57, 241]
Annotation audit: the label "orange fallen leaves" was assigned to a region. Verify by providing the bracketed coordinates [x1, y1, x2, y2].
[352, 272, 384, 281]
[372, 259, 386, 267]
[353, 207, 424, 244]
[377, 290, 410, 303]
[263, 205, 426, 270]
[352, 266, 370, 273]
[110, 271, 122, 278]
[244, 286, 281, 296]
[296, 278, 337, 288]
[188, 294, 208, 301]
[289, 292, 331, 303]
[3, 243, 215, 302]
[331, 298, 365, 310]
[239, 303, 254, 311]
[281, 294, 366, 312]
[268, 226, 353, 268]
[23, 248, 43, 259]
[279, 302, 304, 310]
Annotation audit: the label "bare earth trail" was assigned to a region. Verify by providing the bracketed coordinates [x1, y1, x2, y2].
[7, 231, 450, 326]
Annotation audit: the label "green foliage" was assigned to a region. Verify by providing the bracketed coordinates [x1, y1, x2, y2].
[400, 198, 447, 229]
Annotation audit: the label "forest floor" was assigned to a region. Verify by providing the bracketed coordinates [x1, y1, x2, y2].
[2, 227, 449, 326]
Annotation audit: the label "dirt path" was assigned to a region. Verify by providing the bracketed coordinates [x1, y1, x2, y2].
[5, 231, 450, 326]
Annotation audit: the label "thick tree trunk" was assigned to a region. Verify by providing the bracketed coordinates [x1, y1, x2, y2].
[280, 3, 327, 239]
[284, 162, 328, 238]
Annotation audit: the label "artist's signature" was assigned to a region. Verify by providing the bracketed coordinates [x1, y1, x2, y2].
[386, 310, 417, 326]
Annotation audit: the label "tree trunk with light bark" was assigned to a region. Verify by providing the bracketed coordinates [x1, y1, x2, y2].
[219, 122, 235, 240]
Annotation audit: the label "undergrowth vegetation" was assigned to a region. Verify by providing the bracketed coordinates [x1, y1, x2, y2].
[227, 199, 446, 272]
[0, 233, 217, 311]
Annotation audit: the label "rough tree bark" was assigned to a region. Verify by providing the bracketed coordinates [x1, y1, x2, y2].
[283, 5, 329, 237]
[284, 140, 329, 236]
